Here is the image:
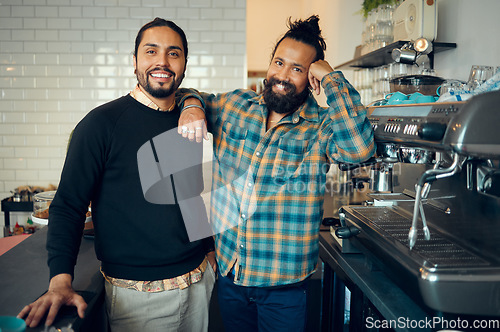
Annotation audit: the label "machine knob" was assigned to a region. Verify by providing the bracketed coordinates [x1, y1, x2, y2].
[335, 226, 361, 239]
[417, 122, 447, 141]
[322, 217, 341, 227]
[338, 156, 379, 171]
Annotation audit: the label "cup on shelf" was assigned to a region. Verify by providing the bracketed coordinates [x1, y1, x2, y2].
[408, 92, 424, 101]
[437, 80, 468, 96]
[390, 62, 409, 78]
[420, 68, 437, 76]
[385, 91, 408, 105]
[467, 65, 494, 90]
[415, 95, 437, 104]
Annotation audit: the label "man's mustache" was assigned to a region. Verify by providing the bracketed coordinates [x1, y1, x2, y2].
[264, 78, 296, 93]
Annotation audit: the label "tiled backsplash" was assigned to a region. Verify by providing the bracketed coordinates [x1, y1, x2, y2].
[0, 0, 247, 228]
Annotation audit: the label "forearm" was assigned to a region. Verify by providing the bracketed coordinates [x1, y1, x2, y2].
[176, 88, 221, 132]
[323, 72, 375, 163]
[48, 120, 97, 278]
[175, 88, 205, 109]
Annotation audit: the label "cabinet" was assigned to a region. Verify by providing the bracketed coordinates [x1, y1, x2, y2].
[319, 231, 433, 332]
[335, 41, 457, 70]
[1, 198, 33, 236]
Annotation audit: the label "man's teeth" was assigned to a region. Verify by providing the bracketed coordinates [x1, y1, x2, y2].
[151, 73, 171, 78]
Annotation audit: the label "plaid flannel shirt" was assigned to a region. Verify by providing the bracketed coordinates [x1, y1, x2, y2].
[186, 71, 375, 287]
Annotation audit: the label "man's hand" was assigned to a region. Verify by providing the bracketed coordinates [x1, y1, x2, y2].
[17, 274, 87, 328]
[178, 98, 208, 143]
[308, 60, 335, 95]
[207, 251, 217, 274]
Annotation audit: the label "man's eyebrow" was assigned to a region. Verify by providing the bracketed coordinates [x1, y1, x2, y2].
[143, 43, 183, 52]
[275, 56, 306, 69]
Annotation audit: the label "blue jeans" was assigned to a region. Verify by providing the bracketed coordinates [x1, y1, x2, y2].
[217, 270, 308, 332]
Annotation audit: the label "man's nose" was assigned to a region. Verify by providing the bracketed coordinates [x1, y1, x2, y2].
[157, 52, 170, 67]
[275, 67, 290, 83]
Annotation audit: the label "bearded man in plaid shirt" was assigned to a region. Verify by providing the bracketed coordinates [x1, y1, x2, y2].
[178, 15, 375, 332]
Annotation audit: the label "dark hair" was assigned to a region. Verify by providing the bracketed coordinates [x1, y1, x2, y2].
[271, 15, 326, 63]
[134, 17, 188, 62]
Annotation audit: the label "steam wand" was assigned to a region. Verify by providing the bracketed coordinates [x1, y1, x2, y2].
[418, 159, 447, 238]
[408, 153, 461, 250]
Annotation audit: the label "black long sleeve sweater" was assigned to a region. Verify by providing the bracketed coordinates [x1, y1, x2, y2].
[47, 94, 210, 281]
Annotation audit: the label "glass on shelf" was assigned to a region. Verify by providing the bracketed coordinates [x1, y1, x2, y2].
[467, 65, 494, 90]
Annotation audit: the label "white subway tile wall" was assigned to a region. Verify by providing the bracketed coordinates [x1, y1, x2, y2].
[0, 0, 247, 229]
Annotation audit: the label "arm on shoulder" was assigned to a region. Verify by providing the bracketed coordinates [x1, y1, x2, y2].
[175, 88, 208, 143]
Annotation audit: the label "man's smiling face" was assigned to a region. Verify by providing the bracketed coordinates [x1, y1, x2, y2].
[133, 26, 186, 102]
[263, 38, 316, 114]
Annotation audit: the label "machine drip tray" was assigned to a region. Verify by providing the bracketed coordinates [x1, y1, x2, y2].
[350, 206, 490, 268]
[344, 205, 500, 316]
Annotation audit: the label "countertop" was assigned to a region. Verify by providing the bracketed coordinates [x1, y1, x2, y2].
[0, 227, 104, 331]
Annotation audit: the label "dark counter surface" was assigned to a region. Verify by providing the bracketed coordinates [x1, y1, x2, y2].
[0, 226, 103, 331]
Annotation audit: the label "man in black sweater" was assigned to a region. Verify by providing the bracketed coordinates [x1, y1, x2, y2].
[18, 18, 215, 331]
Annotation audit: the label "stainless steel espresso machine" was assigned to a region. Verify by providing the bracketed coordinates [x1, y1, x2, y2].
[337, 90, 500, 317]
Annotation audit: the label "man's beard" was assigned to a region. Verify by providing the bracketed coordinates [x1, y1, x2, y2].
[136, 67, 183, 99]
[263, 77, 310, 114]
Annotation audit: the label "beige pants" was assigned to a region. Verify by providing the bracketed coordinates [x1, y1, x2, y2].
[104, 263, 216, 332]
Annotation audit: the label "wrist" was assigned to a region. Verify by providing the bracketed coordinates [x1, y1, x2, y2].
[49, 273, 73, 290]
[181, 104, 205, 114]
[176, 89, 205, 109]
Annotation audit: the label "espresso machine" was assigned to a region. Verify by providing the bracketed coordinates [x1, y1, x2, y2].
[336, 90, 500, 317]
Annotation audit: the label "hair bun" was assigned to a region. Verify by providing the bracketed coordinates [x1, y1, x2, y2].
[288, 15, 321, 36]
[270, 14, 326, 63]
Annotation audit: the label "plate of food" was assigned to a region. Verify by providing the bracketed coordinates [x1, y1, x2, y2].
[31, 190, 92, 225]
[31, 214, 91, 225]
[31, 213, 48, 225]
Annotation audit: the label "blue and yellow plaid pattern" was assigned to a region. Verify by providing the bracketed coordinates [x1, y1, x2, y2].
[189, 71, 375, 287]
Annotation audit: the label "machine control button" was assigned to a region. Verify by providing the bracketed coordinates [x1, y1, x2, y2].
[411, 125, 418, 135]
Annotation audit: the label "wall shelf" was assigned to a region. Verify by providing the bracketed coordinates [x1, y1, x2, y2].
[336, 41, 457, 70]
